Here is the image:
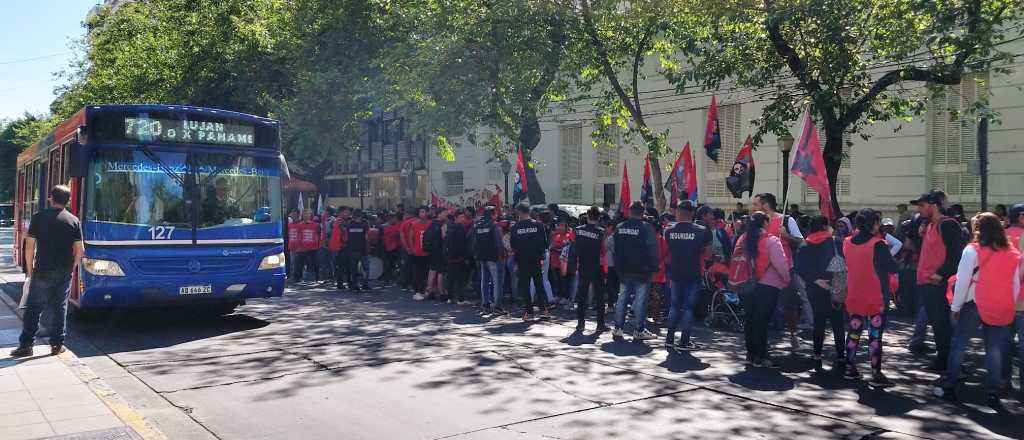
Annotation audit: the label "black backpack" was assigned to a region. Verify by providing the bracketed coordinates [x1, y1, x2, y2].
[445, 223, 470, 259]
[423, 221, 444, 254]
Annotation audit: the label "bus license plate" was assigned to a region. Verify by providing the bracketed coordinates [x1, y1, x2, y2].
[179, 285, 212, 295]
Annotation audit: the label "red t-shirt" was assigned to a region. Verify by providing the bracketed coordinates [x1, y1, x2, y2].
[400, 218, 417, 251]
[383, 224, 402, 251]
[408, 221, 430, 257]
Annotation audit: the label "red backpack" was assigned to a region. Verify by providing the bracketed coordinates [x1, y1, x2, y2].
[728, 236, 758, 294]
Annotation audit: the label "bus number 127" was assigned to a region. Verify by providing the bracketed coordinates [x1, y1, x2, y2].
[148, 226, 176, 240]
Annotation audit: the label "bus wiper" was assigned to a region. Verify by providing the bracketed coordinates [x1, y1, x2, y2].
[137, 144, 186, 187]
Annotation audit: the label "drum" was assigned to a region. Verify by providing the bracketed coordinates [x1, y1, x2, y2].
[367, 256, 384, 280]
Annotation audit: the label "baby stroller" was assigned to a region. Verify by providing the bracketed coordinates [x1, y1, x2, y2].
[703, 262, 745, 332]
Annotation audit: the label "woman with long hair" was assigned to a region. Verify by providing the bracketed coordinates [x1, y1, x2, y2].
[795, 215, 846, 372]
[842, 209, 899, 387]
[735, 211, 791, 367]
[935, 212, 1021, 410]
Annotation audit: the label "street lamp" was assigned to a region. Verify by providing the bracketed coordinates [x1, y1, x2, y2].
[778, 133, 795, 212]
[500, 156, 512, 207]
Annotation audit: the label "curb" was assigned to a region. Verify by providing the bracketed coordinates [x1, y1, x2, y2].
[0, 276, 167, 440]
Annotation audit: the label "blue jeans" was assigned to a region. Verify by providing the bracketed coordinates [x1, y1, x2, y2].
[665, 279, 701, 345]
[478, 261, 501, 308]
[615, 273, 651, 333]
[944, 302, 1012, 394]
[19, 272, 71, 348]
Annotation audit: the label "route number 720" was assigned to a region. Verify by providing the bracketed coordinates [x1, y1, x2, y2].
[148, 226, 176, 240]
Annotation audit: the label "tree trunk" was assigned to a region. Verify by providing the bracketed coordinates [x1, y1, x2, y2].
[518, 115, 547, 204]
[639, 134, 667, 212]
[822, 123, 844, 217]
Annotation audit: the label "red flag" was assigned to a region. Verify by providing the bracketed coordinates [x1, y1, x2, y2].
[791, 111, 836, 220]
[618, 162, 631, 218]
[681, 143, 698, 202]
[431, 192, 443, 208]
[513, 147, 529, 204]
[666, 143, 685, 206]
[641, 157, 653, 206]
[704, 96, 722, 162]
[727, 135, 756, 198]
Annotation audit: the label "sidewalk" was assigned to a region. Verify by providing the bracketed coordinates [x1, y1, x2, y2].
[0, 274, 158, 440]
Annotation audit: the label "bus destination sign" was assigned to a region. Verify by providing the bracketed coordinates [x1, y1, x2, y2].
[125, 117, 256, 147]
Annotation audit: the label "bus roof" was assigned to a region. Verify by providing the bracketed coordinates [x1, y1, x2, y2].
[17, 105, 280, 166]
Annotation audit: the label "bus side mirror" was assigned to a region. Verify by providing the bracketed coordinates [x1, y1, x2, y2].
[67, 142, 88, 178]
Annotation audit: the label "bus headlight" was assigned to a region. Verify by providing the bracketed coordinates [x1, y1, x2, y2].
[82, 258, 126, 277]
[258, 253, 286, 270]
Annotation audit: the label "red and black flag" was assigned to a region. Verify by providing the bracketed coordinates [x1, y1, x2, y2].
[704, 96, 722, 162]
[727, 135, 756, 198]
[791, 111, 836, 220]
[640, 157, 654, 207]
[513, 147, 529, 204]
[666, 142, 698, 205]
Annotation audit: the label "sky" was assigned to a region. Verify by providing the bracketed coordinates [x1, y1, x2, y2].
[0, 1, 101, 121]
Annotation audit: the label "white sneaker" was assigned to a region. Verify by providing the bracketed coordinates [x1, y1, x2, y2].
[413, 293, 426, 301]
[637, 330, 658, 341]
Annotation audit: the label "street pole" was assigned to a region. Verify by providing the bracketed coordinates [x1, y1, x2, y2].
[778, 133, 795, 214]
[500, 156, 512, 209]
[978, 117, 989, 212]
[504, 172, 509, 206]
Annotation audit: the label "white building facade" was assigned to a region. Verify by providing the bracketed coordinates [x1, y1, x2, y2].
[430, 44, 1024, 216]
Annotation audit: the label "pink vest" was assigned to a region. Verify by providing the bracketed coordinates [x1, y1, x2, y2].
[973, 244, 1021, 326]
[917, 220, 947, 284]
[844, 237, 884, 316]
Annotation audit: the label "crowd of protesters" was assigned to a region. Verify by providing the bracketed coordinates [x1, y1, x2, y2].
[287, 190, 1024, 411]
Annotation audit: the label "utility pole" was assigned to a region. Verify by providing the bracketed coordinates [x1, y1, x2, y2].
[978, 117, 989, 212]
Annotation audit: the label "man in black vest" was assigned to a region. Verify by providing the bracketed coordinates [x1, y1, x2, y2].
[472, 206, 504, 315]
[612, 202, 660, 341]
[346, 209, 369, 292]
[510, 203, 550, 320]
[11, 185, 83, 357]
[572, 206, 607, 331]
[664, 201, 711, 351]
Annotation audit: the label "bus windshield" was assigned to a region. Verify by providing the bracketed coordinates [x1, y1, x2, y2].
[195, 152, 281, 228]
[86, 149, 281, 240]
[87, 150, 191, 227]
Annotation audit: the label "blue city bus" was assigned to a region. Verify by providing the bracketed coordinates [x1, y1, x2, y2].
[14, 105, 287, 315]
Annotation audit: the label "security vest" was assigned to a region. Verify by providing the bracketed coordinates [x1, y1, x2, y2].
[346, 220, 369, 253]
[511, 219, 547, 262]
[573, 223, 605, 276]
[844, 236, 885, 316]
[665, 221, 708, 282]
[972, 243, 1021, 326]
[614, 218, 651, 274]
[473, 218, 499, 261]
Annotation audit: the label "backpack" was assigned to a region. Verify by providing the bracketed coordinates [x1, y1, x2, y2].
[728, 237, 758, 294]
[423, 221, 443, 254]
[826, 237, 848, 307]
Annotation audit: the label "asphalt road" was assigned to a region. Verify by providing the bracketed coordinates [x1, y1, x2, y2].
[0, 229, 1021, 439]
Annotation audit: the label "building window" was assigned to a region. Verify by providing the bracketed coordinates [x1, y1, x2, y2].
[488, 165, 503, 182]
[927, 71, 986, 198]
[560, 125, 583, 180]
[704, 103, 742, 199]
[562, 183, 583, 203]
[329, 179, 348, 198]
[443, 171, 464, 196]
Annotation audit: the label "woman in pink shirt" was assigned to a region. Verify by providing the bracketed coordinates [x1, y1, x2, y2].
[735, 212, 792, 368]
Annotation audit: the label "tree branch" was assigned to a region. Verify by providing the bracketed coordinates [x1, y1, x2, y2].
[632, 21, 657, 122]
[579, 0, 643, 127]
[764, 7, 837, 127]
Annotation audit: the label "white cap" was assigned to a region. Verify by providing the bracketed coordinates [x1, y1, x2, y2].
[881, 218, 895, 227]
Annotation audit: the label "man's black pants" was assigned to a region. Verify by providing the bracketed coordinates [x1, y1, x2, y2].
[517, 257, 549, 312]
[576, 271, 606, 327]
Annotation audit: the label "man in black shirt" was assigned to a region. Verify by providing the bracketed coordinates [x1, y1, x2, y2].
[664, 201, 711, 351]
[12, 185, 84, 357]
[572, 206, 607, 331]
[510, 203, 550, 320]
[346, 209, 369, 292]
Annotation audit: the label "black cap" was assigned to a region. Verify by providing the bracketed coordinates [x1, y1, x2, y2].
[910, 191, 942, 206]
[1009, 203, 1024, 223]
